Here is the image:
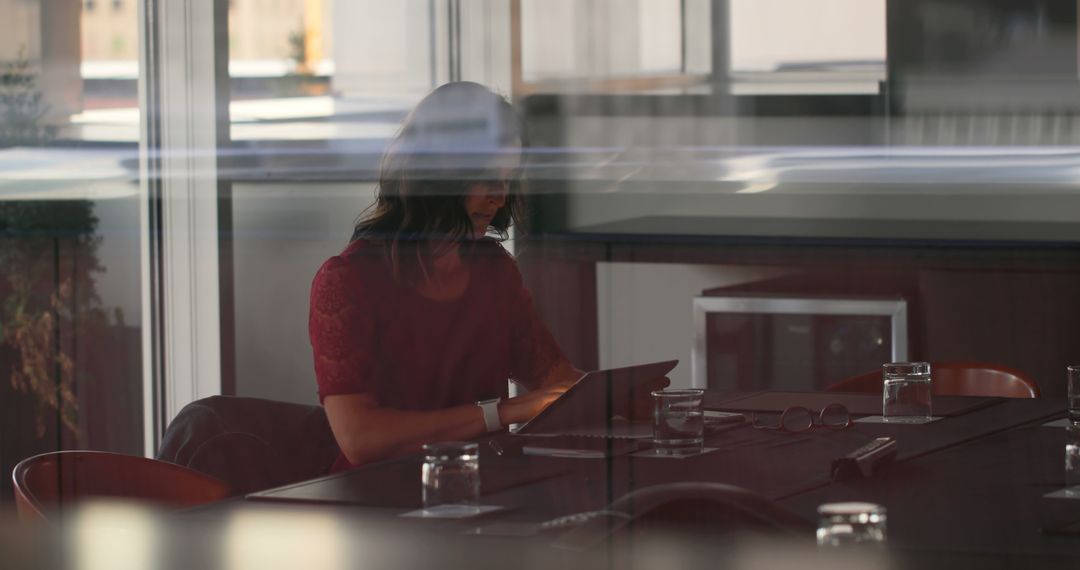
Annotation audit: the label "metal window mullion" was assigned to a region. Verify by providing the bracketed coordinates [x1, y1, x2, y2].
[139, 0, 223, 456]
[680, 0, 688, 74]
[448, 0, 462, 82]
[138, 0, 166, 458]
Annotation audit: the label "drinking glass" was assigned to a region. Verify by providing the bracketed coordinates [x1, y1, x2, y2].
[816, 502, 887, 547]
[422, 442, 480, 512]
[651, 389, 705, 455]
[1067, 365, 1080, 425]
[882, 362, 932, 423]
[1066, 423, 1080, 497]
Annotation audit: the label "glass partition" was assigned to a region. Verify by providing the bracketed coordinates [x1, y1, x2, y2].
[4, 4, 1077, 562]
[213, 0, 1080, 408]
[1, 0, 143, 500]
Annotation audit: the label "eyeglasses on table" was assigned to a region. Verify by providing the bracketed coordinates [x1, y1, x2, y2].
[751, 404, 851, 432]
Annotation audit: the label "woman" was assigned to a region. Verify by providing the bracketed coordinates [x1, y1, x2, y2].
[309, 82, 582, 470]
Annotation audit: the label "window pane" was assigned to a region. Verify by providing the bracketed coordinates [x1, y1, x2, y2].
[205, 1, 1080, 526]
[1, 0, 143, 501]
[521, 0, 684, 81]
[730, 0, 885, 72]
[225, 0, 428, 402]
[229, 0, 428, 143]
[729, 0, 886, 94]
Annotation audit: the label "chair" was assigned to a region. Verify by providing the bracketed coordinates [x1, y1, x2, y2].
[12, 450, 229, 522]
[553, 482, 813, 550]
[157, 396, 340, 495]
[827, 362, 1040, 398]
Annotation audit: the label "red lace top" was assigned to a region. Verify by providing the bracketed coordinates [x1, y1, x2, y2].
[308, 238, 565, 469]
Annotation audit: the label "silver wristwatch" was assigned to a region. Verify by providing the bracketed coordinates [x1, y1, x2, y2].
[477, 397, 502, 432]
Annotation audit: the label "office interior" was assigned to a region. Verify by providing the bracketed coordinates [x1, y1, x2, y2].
[2, 0, 1080, 568]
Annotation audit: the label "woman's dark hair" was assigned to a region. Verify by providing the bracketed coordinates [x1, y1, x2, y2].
[352, 81, 527, 283]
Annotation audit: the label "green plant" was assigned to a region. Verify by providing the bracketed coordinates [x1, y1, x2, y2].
[0, 200, 110, 440]
[0, 48, 111, 440]
[288, 25, 308, 74]
[276, 24, 321, 98]
[0, 48, 58, 148]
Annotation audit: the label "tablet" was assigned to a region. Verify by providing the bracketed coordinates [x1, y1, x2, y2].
[513, 360, 678, 437]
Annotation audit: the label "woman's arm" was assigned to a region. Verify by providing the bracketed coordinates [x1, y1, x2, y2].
[324, 385, 569, 466]
[323, 394, 487, 465]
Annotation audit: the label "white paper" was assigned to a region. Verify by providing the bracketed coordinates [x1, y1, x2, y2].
[631, 447, 719, 459]
[854, 415, 943, 425]
[399, 505, 504, 519]
[517, 418, 654, 439]
[1044, 487, 1080, 500]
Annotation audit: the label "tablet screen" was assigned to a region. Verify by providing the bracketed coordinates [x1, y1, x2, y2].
[514, 360, 678, 436]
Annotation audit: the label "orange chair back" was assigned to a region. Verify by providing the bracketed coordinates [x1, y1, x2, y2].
[827, 362, 1039, 399]
[12, 451, 230, 522]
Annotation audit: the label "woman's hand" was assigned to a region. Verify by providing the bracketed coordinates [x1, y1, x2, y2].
[499, 373, 671, 425]
[499, 383, 572, 425]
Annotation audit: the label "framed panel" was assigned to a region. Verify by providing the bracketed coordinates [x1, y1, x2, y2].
[691, 295, 907, 389]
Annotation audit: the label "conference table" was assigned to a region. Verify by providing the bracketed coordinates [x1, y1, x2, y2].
[224, 391, 1077, 566]
[5, 391, 1078, 570]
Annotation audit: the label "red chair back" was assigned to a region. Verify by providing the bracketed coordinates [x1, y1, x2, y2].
[12, 451, 230, 522]
[827, 362, 1039, 398]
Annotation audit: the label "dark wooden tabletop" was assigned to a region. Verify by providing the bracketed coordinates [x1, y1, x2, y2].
[3, 393, 1073, 570]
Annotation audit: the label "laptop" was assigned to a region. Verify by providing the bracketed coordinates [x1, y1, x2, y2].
[513, 359, 679, 438]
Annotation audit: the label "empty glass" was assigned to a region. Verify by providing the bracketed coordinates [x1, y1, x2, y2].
[1068, 365, 1080, 425]
[1066, 423, 1080, 497]
[652, 389, 705, 455]
[882, 362, 932, 423]
[817, 502, 887, 547]
[422, 442, 480, 512]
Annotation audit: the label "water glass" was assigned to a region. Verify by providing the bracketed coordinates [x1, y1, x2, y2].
[882, 362, 932, 423]
[1066, 423, 1080, 497]
[651, 389, 705, 455]
[1067, 365, 1080, 425]
[422, 442, 480, 511]
[817, 502, 887, 547]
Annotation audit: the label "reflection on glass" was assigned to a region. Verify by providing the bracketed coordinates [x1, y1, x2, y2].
[816, 502, 887, 547]
[521, 0, 684, 82]
[73, 503, 159, 570]
[1, 0, 143, 503]
[730, 0, 885, 95]
[224, 510, 346, 570]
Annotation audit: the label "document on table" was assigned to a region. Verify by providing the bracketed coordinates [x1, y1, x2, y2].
[519, 418, 654, 439]
[519, 436, 643, 458]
